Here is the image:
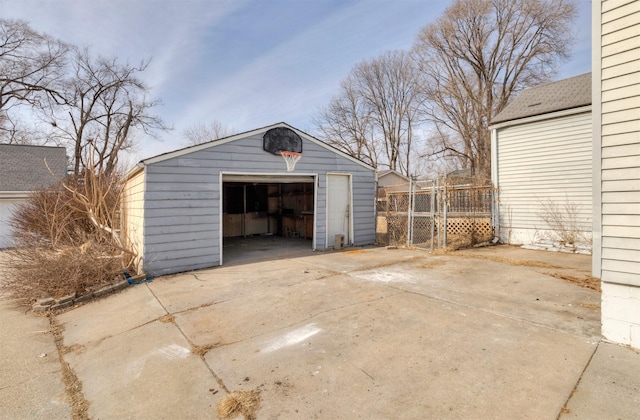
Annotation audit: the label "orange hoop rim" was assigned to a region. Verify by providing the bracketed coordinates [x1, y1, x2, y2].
[280, 151, 301, 156]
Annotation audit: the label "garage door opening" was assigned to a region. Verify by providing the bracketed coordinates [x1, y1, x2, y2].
[221, 175, 315, 265]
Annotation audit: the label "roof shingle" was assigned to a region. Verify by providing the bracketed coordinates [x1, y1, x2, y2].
[491, 73, 591, 125]
[0, 144, 67, 191]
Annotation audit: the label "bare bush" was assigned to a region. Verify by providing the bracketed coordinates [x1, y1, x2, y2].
[1, 170, 136, 301]
[537, 198, 590, 245]
[2, 244, 123, 299]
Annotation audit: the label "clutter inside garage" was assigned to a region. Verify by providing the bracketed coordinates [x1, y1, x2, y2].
[223, 182, 314, 239]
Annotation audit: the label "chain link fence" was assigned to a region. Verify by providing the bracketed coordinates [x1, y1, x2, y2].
[376, 177, 493, 250]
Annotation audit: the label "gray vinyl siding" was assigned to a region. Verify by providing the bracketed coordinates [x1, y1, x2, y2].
[139, 131, 375, 275]
[351, 172, 376, 244]
[495, 111, 593, 244]
[599, 0, 640, 287]
[142, 161, 220, 275]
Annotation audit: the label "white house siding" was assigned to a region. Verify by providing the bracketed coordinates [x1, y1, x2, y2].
[595, 0, 640, 348]
[139, 131, 375, 275]
[378, 172, 409, 190]
[494, 111, 593, 245]
[121, 170, 145, 272]
[0, 196, 27, 248]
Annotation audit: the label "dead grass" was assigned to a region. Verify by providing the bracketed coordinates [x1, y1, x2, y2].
[417, 260, 446, 269]
[455, 253, 565, 269]
[578, 302, 600, 309]
[62, 343, 87, 355]
[431, 249, 601, 291]
[158, 314, 175, 323]
[217, 390, 260, 420]
[343, 249, 367, 255]
[50, 316, 89, 419]
[546, 272, 601, 292]
[192, 342, 222, 357]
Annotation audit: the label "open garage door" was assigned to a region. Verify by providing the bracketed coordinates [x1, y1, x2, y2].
[221, 174, 316, 265]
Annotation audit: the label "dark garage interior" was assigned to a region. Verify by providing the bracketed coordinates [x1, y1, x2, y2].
[222, 180, 315, 264]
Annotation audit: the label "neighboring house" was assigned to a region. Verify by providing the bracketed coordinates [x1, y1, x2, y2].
[490, 73, 592, 250]
[121, 122, 376, 276]
[593, 0, 640, 350]
[377, 170, 410, 191]
[376, 169, 410, 212]
[375, 170, 410, 245]
[0, 144, 67, 248]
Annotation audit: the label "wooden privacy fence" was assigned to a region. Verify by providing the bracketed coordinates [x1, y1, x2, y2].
[376, 179, 494, 249]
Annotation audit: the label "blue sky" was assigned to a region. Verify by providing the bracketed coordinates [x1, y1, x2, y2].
[1, 0, 592, 161]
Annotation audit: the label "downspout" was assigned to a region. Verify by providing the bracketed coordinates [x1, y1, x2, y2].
[374, 171, 379, 245]
[490, 127, 500, 241]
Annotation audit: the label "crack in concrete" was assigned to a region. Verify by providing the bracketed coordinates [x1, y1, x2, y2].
[127, 251, 599, 414]
[49, 315, 89, 419]
[144, 282, 231, 395]
[357, 366, 375, 381]
[556, 341, 600, 419]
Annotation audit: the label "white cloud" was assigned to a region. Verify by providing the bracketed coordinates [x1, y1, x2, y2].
[170, 1, 451, 136]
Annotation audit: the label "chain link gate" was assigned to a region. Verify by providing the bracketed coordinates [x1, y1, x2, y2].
[377, 178, 493, 250]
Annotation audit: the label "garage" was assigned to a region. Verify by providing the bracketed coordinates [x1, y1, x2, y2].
[122, 122, 375, 276]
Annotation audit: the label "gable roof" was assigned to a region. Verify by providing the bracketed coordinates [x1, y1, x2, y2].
[491, 73, 592, 126]
[377, 169, 409, 180]
[129, 122, 375, 178]
[0, 144, 67, 192]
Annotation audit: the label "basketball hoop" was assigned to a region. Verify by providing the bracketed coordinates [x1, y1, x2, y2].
[280, 151, 301, 171]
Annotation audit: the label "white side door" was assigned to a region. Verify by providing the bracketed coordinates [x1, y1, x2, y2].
[326, 174, 351, 247]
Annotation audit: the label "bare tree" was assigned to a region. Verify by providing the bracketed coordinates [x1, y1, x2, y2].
[182, 120, 234, 145]
[315, 50, 421, 176]
[48, 48, 167, 175]
[0, 19, 68, 143]
[314, 76, 380, 168]
[356, 50, 420, 175]
[413, 0, 577, 177]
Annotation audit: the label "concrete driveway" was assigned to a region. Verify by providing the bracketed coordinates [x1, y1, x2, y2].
[14, 245, 640, 418]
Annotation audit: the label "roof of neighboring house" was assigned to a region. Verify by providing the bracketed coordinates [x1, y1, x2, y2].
[491, 73, 592, 125]
[377, 169, 409, 181]
[0, 144, 67, 192]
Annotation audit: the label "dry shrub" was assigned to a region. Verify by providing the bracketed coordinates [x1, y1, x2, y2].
[10, 180, 91, 248]
[2, 243, 123, 299]
[1, 170, 136, 301]
[217, 390, 260, 420]
[538, 198, 591, 245]
[445, 235, 474, 251]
